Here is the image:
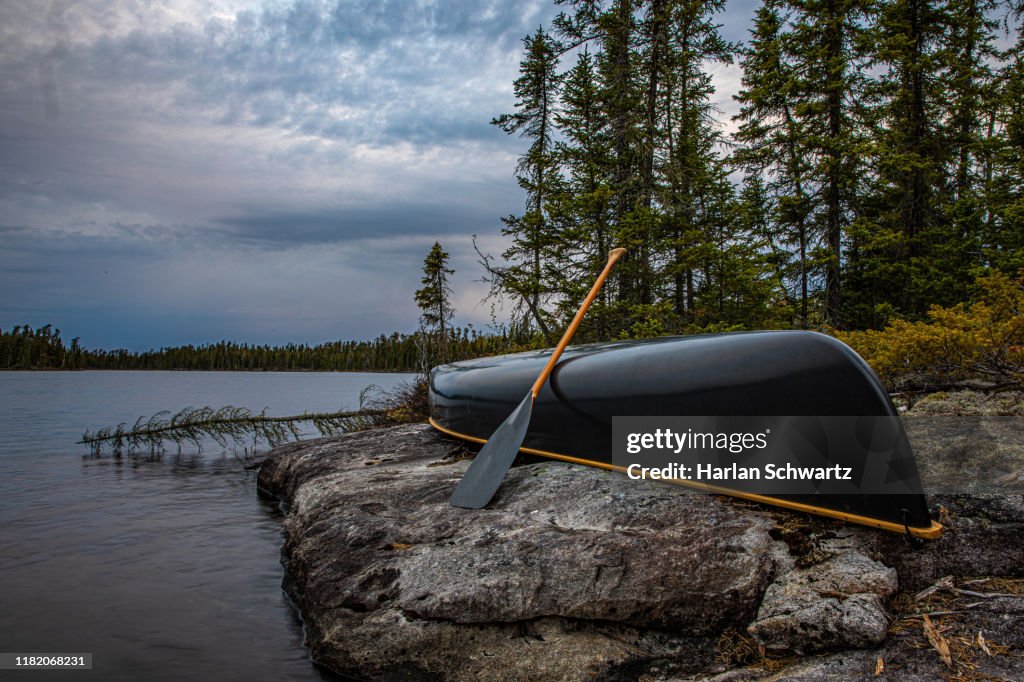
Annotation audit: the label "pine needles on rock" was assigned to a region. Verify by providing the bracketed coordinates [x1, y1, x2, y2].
[79, 405, 385, 456]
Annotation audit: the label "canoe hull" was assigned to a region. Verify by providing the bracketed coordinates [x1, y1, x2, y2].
[429, 331, 942, 539]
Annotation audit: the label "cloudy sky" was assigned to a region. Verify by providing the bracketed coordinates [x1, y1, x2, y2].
[0, 0, 756, 350]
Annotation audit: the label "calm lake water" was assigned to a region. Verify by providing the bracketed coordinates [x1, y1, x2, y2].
[0, 370, 415, 681]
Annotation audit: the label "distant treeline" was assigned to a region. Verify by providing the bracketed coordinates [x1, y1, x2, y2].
[0, 324, 516, 372]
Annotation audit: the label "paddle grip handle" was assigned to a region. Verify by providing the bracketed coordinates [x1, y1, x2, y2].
[530, 248, 627, 399]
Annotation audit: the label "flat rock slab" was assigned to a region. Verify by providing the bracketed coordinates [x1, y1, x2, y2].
[258, 423, 1024, 681]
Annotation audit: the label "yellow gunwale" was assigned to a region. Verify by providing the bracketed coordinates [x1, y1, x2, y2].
[428, 416, 943, 540]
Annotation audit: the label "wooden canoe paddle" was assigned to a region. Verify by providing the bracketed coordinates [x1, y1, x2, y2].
[449, 247, 628, 508]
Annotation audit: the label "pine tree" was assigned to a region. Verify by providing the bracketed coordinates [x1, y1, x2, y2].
[571, 0, 649, 314]
[734, 172, 795, 325]
[793, 0, 870, 326]
[734, 0, 870, 327]
[550, 48, 617, 338]
[945, 0, 998, 200]
[632, 0, 672, 308]
[659, 0, 735, 325]
[985, 9, 1024, 274]
[852, 0, 957, 324]
[733, 0, 815, 325]
[415, 242, 455, 365]
[553, 1, 666, 335]
[488, 27, 564, 341]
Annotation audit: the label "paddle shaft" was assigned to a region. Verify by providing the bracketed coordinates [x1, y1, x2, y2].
[447, 247, 627, 509]
[529, 248, 627, 399]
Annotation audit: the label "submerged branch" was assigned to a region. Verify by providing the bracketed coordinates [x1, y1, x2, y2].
[79, 405, 386, 455]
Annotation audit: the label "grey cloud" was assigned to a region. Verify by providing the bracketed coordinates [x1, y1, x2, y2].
[1, 2, 550, 152]
[0, 226, 496, 349]
[0, 224, 32, 235]
[27, 0, 557, 148]
[215, 200, 505, 245]
[718, 0, 762, 42]
[0, 0, 758, 350]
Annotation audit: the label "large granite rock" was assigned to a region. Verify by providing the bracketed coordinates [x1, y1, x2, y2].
[258, 419, 1024, 681]
[748, 551, 897, 654]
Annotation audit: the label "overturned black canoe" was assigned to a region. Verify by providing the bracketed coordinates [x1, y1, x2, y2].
[429, 331, 943, 539]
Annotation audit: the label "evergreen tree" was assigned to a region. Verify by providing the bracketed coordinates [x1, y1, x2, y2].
[734, 0, 870, 327]
[941, 0, 1002, 299]
[852, 0, 957, 324]
[793, 0, 870, 326]
[488, 27, 564, 340]
[734, 172, 795, 325]
[414, 242, 455, 366]
[550, 48, 617, 338]
[985, 8, 1024, 274]
[567, 0, 648, 313]
[632, 0, 672, 308]
[484, 0, 1018, 340]
[733, 0, 815, 325]
[945, 0, 998, 200]
[659, 0, 735, 325]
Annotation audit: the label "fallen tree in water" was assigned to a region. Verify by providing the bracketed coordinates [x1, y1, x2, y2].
[80, 378, 430, 456]
[79, 405, 386, 455]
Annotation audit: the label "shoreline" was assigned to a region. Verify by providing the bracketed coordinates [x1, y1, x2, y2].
[257, 418, 1024, 680]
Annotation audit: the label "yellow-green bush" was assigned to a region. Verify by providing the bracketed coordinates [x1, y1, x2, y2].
[835, 272, 1024, 390]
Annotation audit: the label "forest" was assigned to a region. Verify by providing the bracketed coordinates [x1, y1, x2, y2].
[0, 324, 508, 372]
[479, 0, 1023, 341]
[3, 0, 1022, 379]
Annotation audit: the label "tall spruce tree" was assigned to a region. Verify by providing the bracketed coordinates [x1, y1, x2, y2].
[792, 0, 870, 326]
[853, 0, 955, 324]
[734, 0, 868, 327]
[550, 48, 617, 338]
[553, 0, 659, 334]
[985, 8, 1024, 274]
[415, 242, 455, 365]
[659, 0, 736, 324]
[486, 0, 1021, 340]
[733, 0, 815, 325]
[945, 0, 998, 201]
[489, 27, 564, 341]
[942, 0, 1000, 293]
[597, 0, 648, 312]
[733, 172, 795, 326]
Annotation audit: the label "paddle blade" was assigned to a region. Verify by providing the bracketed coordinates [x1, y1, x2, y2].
[448, 393, 534, 509]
